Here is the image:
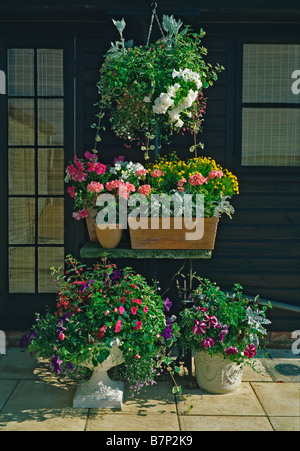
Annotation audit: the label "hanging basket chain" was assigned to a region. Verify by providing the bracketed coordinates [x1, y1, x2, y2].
[146, 2, 165, 46]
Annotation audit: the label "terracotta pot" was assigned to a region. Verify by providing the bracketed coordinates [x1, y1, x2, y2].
[96, 224, 123, 249]
[85, 207, 98, 243]
[128, 217, 219, 250]
[194, 351, 243, 394]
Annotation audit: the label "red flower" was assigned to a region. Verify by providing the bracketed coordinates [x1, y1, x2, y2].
[134, 321, 142, 330]
[131, 306, 138, 315]
[132, 299, 142, 305]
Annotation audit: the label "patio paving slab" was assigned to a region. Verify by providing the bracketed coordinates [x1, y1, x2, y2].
[251, 383, 300, 417]
[1, 379, 77, 412]
[179, 415, 273, 431]
[268, 416, 300, 432]
[0, 408, 88, 431]
[177, 382, 265, 416]
[86, 412, 180, 431]
[0, 380, 19, 410]
[0, 348, 52, 381]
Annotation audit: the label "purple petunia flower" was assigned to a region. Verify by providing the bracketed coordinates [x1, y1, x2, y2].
[19, 330, 37, 348]
[203, 314, 219, 329]
[51, 355, 63, 374]
[164, 298, 172, 313]
[201, 337, 215, 348]
[80, 279, 95, 293]
[192, 320, 206, 335]
[225, 346, 239, 356]
[162, 317, 174, 341]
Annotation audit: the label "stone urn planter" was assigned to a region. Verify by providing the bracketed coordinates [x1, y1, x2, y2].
[73, 339, 124, 409]
[194, 351, 243, 394]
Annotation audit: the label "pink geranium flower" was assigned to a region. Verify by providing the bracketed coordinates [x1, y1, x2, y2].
[189, 173, 208, 186]
[131, 306, 138, 315]
[134, 321, 143, 330]
[87, 181, 104, 193]
[138, 184, 151, 196]
[119, 306, 125, 315]
[208, 170, 223, 179]
[72, 210, 88, 220]
[67, 186, 76, 199]
[151, 169, 165, 177]
[115, 319, 122, 333]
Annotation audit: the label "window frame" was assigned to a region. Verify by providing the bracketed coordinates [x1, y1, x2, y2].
[235, 34, 300, 175]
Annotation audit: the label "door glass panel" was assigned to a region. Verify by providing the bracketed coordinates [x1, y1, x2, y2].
[38, 99, 64, 146]
[9, 148, 35, 195]
[38, 148, 64, 195]
[8, 99, 35, 145]
[9, 247, 35, 293]
[38, 198, 64, 244]
[7, 49, 34, 96]
[37, 49, 64, 96]
[9, 198, 35, 244]
[38, 247, 64, 293]
[7, 47, 65, 294]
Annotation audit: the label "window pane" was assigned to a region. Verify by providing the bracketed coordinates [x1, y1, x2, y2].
[7, 49, 34, 96]
[9, 247, 35, 293]
[37, 49, 64, 96]
[38, 99, 64, 145]
[9, 198, 35, 244]
[9, 148, 35, 195]
[242, 108, 300, 166]
[38, 148, 64, 195]
[8, 99, 35, 145]
[243, 44, 300, 104]
[38, 247, 64, 293]
[38, 198, 64, 244]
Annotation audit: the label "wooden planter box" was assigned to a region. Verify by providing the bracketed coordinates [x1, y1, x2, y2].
[128, 217, 219, 250]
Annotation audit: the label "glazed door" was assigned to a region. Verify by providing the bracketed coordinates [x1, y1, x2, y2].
[0, 37, 74, 328]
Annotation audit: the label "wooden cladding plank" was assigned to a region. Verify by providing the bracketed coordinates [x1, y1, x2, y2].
[233, 193, 300, 209]
[216, 224, 300, 240]
[196, 256, 300, 272]
[222, 208, 300, 224]
[213, 240, 300, 258]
